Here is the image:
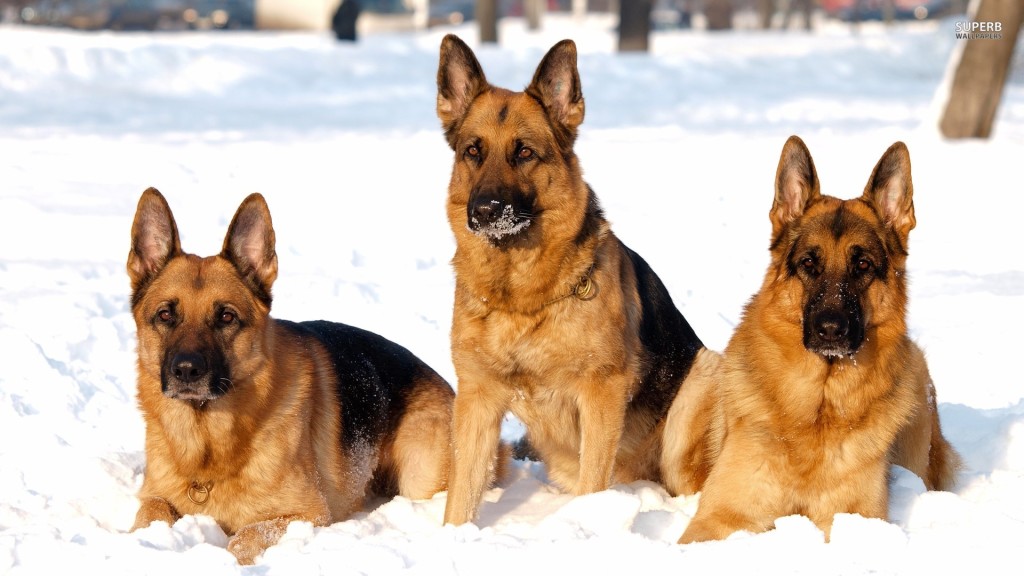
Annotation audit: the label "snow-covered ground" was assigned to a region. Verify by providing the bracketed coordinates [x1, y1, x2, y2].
[1, 13, 1023, 575]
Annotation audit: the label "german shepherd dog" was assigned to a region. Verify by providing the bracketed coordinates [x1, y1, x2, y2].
[436, 35, 711, 525]
[669, 137, 961, 543]
[128, 188, 458, 563]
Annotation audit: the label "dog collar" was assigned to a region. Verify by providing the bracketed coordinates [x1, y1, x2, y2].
[187, 480, 213, 505]
[545, 264, 597, 307]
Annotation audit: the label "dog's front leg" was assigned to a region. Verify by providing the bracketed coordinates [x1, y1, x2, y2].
[131, 496, 180, 531]
[573, 376, 628, 495]
[678, 430, 780, 543]
[443, 379, 507, 525]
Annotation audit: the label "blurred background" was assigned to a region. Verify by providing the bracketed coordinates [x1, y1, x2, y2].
[0, 3, 1022, 570]
[0, 0, 970, 35]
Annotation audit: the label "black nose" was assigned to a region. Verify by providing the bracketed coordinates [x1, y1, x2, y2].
[471, 198, 502, 225]
[814, 311, 849, 342]
[171, 352, 208, 383]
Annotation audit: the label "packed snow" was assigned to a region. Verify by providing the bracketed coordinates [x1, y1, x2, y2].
[1, 12, 1023, 576]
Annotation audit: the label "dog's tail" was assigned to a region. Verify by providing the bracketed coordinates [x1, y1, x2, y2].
[510, 435, 540, 462]
[901, 344, 962, 493]
[491, 441, 515, 486]
[925, 391, 963, 492]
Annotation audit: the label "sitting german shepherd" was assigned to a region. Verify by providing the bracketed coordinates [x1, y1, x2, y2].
[435, 34, 714, 525]
[667, 137, 961, 543]
[128, 188, 462, 563]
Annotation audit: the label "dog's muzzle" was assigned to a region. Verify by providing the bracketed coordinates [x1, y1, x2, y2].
[804, 308, 864, 359]
[467, 193, 532, 241]
[162, 350, 229, 404]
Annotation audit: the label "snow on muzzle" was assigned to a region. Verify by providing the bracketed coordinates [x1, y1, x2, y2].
[467, 190, 534, 241]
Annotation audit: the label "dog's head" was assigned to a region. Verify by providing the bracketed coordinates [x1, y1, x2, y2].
[436, 34, 593, 248]
[768, 136, 916, 360]
[127, 189, 278, 408]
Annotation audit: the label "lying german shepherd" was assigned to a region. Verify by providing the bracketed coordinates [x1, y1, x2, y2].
[669, 136, 961, 543]
[435, 34, 712, 525]
[128, 188, 459, 563]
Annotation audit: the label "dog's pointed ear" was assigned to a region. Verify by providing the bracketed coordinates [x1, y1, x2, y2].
[862, 141, 915, 239]
[770, 135, 821, 240]
[128, 187, 182, 294]
[437, 34, 488, 145]
[526, 39, 585, 134]
[222, 193, 278, 303]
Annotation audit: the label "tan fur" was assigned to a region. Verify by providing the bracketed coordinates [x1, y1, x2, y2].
[128, 189, 460, 564]
[661, 348, 724, 496]
[663, 137, 961, 543]
[436, 35, 707, 525]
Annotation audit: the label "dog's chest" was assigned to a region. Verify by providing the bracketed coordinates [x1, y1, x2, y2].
[474, 308, 591, 378]
[769, 378, 902, 473]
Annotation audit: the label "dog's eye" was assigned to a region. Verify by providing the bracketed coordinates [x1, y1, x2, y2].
[517, 147, 534, 160]
[218, 310, 236, 325]
[798, 257, 820, 277]
[157, 309, 173, 323]
[466, 145, 480, 158]
[855, 259, 873, 273]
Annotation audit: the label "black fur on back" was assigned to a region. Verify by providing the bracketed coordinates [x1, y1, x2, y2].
[276, 319, 447, 449]
[622, 243, 704, 420]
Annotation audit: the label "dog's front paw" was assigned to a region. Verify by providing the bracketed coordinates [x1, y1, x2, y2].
[226, 518, 290, 565]
[226, 533, 264, 565]
[678, 515, 744, 544]
[678, 522, 714, 544]
[131, 497, 179, 531]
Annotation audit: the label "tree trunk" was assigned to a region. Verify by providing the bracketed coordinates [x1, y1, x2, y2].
[704, 0, 733, 31]
[800, 0, 813, 30]
[618, 0, 653, 52]
[758, 0, 774, 29]
[477, 0, 498, 44]
[882, 0, 895, 25]
[939, 0, 1024, 139]
[573, 0, 588, 22]
[525, 0, 544, 30]
[781, 0, 812, 30]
